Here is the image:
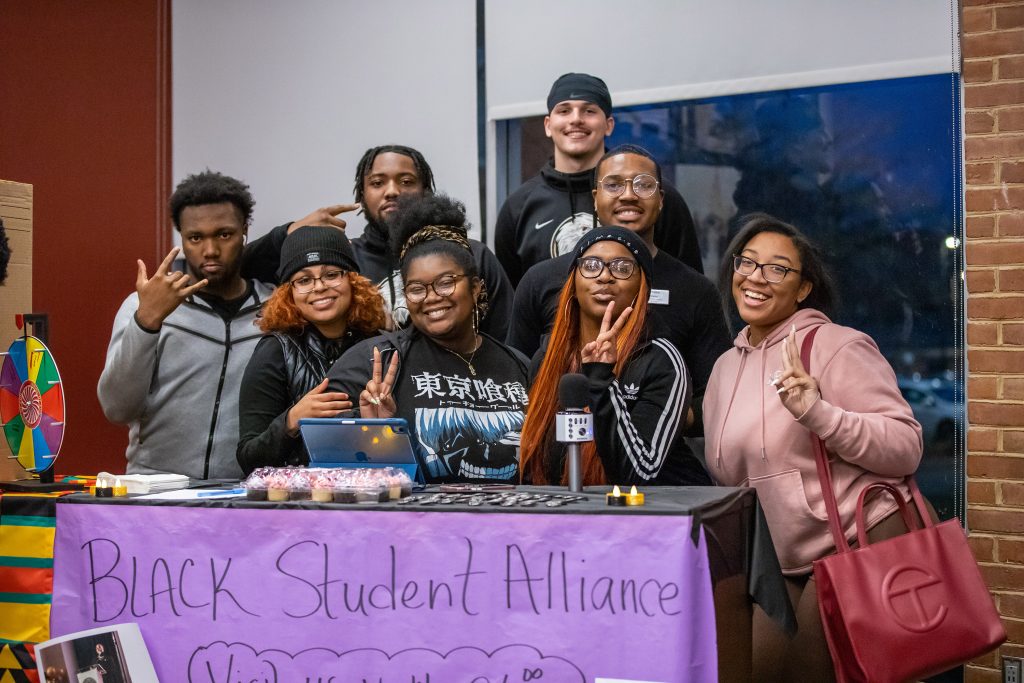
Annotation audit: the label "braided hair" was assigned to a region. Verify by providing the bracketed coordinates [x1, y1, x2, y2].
[353, 145, 436, 207]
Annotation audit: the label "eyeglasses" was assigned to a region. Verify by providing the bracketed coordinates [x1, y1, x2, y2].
[289, 269, 347, 293]
[732, 255, 801, 283]
[597, 173, 660, 199]
[403, 273, 466, 303]
[576, 256, 637, 280]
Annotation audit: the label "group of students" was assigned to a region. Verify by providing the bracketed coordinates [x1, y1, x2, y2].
[97, 72, 926, 681]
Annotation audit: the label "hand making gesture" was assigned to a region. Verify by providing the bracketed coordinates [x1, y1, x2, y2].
[774, 325, 820, 418]
[359, 346, 399, 418]
[581, 301, 634, 365]
[285, 379, 354, 435]
[288, 203, 361, 233]
[135, 247, 208, 330]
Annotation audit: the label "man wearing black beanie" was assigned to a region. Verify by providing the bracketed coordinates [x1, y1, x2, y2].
[494, 72, 704, 287]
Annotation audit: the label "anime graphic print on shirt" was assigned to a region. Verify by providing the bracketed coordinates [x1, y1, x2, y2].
[395, 337, 528, 482]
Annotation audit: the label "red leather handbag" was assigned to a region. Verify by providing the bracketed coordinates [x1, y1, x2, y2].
[801, 329, 1005, 683]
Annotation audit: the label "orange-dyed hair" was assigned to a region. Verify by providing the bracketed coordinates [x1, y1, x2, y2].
[258, 272, 387, 336]
[519, 269, 650, 485]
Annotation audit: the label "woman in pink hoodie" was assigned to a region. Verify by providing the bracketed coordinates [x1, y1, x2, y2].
[704, 214, 925, 681]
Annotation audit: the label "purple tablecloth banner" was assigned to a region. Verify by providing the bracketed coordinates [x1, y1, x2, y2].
[52, 505, 716, 682]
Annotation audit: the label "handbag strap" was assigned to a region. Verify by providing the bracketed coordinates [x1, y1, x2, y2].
[854, 482, 918, 547]
[801, 327, 933, 555]
[905, 475, 935, 529]
[801, 326, 852, 553]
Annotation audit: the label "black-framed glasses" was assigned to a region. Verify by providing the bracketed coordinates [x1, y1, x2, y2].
[597, 173, 660, 199]
[289, 269, 347, 293]
[576, 256, 637, 280]
[403, 273, 466, 303]
[732, 255, 801, 283]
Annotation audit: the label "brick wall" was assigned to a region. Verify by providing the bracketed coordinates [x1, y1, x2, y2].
[963, 0, 1024, 680]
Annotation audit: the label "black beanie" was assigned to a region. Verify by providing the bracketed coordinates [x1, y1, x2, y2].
[276, 226, 360, 284]
[547, 73, 612, 116]
[568, 226, 654, 286]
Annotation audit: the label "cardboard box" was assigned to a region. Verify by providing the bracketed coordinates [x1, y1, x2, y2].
[0, 179, 33, 477]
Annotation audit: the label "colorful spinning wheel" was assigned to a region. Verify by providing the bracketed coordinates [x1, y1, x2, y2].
[0, 335, 64, 472]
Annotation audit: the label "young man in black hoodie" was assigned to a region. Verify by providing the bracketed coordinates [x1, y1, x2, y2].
[348, 145, 512, 338]
[245, 145, 513, 339]
[494, 72, 703, 287]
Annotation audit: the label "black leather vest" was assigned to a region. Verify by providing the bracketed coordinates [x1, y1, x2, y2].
[274, 328, 355, 403]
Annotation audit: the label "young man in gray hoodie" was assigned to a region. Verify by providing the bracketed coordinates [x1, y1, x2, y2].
[98, 171, 274, 479]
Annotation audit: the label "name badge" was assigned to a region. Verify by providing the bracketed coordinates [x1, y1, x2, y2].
[649, 288, 670, 305]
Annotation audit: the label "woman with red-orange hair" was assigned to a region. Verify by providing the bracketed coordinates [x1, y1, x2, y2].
[237, 226, 386, 474]
[520, 227, 711, 486]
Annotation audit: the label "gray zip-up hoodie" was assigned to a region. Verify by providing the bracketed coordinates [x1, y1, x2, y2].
[97, 283, 272, 479]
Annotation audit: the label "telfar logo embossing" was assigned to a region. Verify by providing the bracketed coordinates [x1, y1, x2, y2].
[881, 565, 947, 633]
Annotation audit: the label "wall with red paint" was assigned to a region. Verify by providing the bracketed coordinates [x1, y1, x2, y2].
[0, 1, 171, 476]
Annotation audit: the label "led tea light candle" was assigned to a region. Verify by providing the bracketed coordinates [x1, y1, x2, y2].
[606, 484, 626, 507]
[625, 485, 645, 506]
[112, 477, 128, 497]
[94, 477, 113, 498]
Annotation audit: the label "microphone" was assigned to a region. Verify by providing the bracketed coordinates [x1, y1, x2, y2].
[556, 374, 593, 493]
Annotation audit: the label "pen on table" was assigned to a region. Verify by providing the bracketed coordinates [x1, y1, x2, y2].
[197, 488, 245, 497]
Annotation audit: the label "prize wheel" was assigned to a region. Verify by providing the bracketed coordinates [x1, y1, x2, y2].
[0, 335, 64, 472]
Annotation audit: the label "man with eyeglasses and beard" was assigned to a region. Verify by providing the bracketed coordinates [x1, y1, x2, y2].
[494, 72, 703, 288]
[508, 144, 730, 437]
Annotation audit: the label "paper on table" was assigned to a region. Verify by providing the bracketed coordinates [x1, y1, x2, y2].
[97, 471, 189, 494]
[137, 489, 244, 500]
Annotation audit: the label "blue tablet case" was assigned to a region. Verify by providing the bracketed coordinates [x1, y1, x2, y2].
[298, 417, 421, 482]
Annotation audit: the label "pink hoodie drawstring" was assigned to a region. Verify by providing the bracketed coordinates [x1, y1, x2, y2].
[758, 342, 768, 460]
[715, 349, 749, 471]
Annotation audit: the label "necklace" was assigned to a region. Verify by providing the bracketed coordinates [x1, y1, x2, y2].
[440, 337, 482, 376]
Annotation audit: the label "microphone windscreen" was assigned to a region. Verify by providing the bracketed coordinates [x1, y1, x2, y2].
[557, 373, 590, 411]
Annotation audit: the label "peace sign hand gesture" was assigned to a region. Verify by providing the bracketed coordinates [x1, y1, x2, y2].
[581, 301, 634, 365]
[774, 325, 820, 418]
[359, 346, 399, 418]
[135, 247, 208, 330]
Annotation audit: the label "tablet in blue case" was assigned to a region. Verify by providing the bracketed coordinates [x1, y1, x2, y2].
[298, 417, 422, 482]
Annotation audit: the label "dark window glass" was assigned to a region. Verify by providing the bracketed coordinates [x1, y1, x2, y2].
[499, 74, 963, 520]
